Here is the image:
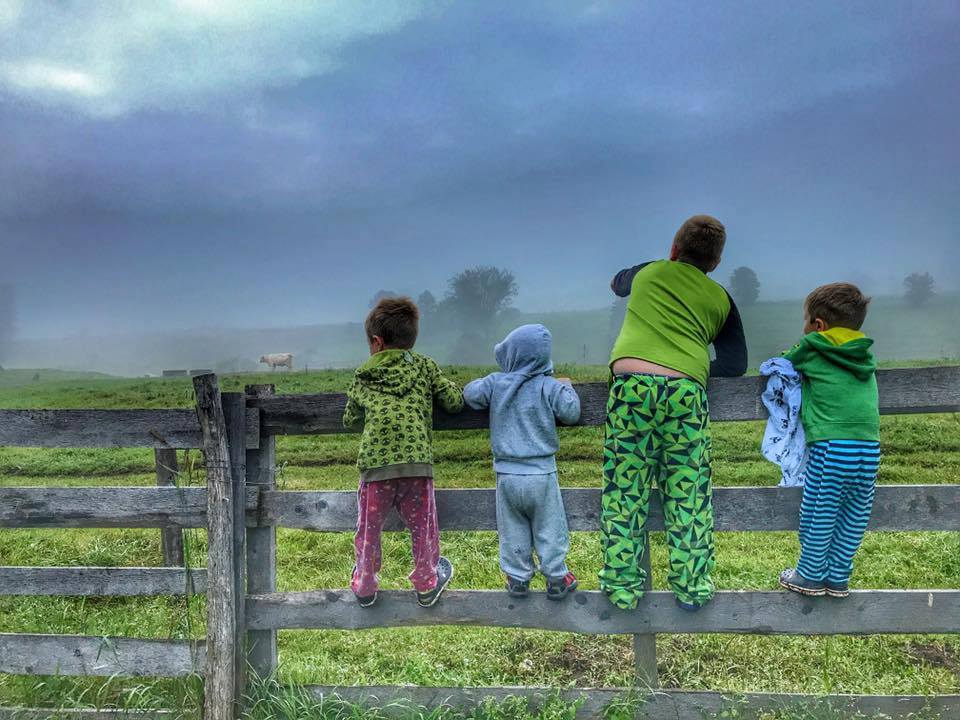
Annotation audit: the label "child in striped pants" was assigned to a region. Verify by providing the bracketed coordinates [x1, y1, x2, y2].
[778, 283, 881, 599]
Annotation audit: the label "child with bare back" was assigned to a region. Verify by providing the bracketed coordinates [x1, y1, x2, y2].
[601, 215, 748, 611]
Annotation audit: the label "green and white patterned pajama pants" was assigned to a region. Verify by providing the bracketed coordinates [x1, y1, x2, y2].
[599, 373, 716, 609]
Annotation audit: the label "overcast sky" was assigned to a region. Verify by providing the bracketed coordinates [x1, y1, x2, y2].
[1, 1, 958, 339]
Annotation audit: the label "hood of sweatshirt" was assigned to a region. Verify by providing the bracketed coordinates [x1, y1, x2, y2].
[803, 331, 877, 381]
[491, 324, 554, 406]
[495, 324, 554, 376]
[355, 349, 419, 396]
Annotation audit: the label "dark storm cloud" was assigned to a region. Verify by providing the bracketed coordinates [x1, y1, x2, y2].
[0, 0, 957, 338]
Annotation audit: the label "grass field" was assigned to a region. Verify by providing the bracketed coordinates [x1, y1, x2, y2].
[0, 366, 958, 718]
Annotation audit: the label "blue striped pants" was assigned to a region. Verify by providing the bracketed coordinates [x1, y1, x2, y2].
[796, 440, 881, 584]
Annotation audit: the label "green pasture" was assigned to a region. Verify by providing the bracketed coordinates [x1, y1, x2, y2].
[0, 367, 957, 717]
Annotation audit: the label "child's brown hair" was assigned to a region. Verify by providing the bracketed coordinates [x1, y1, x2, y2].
[805, 282, 871, 330]
[673, 215, 726, 271]
[365, 297, 419, 349]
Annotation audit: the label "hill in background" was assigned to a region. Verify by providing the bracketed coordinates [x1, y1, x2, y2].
[3, 294, 956, 377]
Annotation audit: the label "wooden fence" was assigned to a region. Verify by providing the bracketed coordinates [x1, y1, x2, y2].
[1, 367, 959, 719]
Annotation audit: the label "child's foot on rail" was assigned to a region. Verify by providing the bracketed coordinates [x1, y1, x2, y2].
[675, 597, 710, 612]
[355, 592, 377, 608]
[506, 575, 530, 598]
[779, 568, 826, 597]
[824, 579, 849, 598]
[547, 572, 578, 601]
[417, 557, 453, 608]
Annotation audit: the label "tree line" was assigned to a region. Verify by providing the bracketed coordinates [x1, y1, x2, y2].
[727, 267, 937, 308]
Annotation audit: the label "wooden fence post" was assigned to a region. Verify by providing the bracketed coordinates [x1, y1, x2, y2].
[193, 374, 238, 720]
[154, 448, 185, 566]
[633, 531, 659, 688]
[222, 392, 248, 706]
[245, 384, 277, 679]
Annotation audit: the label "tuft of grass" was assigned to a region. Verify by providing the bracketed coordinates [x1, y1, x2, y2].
[243, 676, 584, 720]
[0, 675, 203, 719]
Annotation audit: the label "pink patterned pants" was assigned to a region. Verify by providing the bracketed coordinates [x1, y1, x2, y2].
[351, 477, 440, 596]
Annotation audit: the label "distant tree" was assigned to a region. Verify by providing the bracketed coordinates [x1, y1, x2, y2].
[368, 289, 398, 308]
[904, 272, 935, 307]
[729, 267, 760, 306]
[0, 284, 13, 365]
[417, 290, 438, 316]
[445, 266, 518, 333]
[445, 266, 518, 361]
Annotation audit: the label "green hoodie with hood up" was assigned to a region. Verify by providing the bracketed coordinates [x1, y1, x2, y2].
[783, 330, 879, 444]
[343, 349, 463, 481]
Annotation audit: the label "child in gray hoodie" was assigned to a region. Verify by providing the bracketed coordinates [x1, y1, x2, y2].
[463, 324, 581, 600]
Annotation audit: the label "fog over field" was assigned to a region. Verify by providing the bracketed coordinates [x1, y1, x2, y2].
[0, 2, 957, 375]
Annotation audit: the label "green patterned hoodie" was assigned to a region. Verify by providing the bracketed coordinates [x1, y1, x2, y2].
[343, 349, 464, 481]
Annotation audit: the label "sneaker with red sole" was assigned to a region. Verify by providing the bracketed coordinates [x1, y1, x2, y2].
[546, 572, 578, 601]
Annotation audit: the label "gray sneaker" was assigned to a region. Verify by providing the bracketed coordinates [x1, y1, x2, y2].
[779, 568, 826, 597]
[355, 592, 377, 608]
[417, 557, 453, 608]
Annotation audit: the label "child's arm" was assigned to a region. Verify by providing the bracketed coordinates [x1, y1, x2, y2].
[342, 379, 365, 430]
[710, 293, 748, 377]
[547, 377, 581, 425]
[430, 361, 465, 414]
[610, 261, 654, 297]
[462, 375, 494, 410]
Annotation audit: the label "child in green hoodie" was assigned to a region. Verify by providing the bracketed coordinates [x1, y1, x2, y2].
[343, 297, 464, 608]
[778, 283, 880, 599]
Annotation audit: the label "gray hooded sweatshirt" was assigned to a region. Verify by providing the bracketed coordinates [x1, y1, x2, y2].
[463, 324, 581, 475]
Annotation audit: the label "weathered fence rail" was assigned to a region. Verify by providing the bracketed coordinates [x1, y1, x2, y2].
[259, 484, 960, 531]
[7, 484, 955, 532]
[247, 366, 960, 433]
[245, 588, 960, 635]
[0, 366, 958, 719]
[0, 634, 203, 677]
[156, 448, 186, 566]
[0, 487, 259, 528]
[0, 567, 206, 596]
[0, 408, 259, 449]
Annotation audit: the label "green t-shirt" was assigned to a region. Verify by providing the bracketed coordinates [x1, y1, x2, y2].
[610, 260, 731, 386]
[783, 329, 880, 444]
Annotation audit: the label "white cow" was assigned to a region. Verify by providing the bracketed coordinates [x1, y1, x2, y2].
[259, 353, 294, 371]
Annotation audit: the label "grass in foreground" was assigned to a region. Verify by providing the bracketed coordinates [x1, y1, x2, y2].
[2, 677, 954, 720]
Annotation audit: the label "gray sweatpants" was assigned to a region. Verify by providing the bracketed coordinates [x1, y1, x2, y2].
[496, 472, 570, 581]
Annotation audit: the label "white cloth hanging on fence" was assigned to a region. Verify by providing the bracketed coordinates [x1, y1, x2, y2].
[760, 357, 807, 487]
